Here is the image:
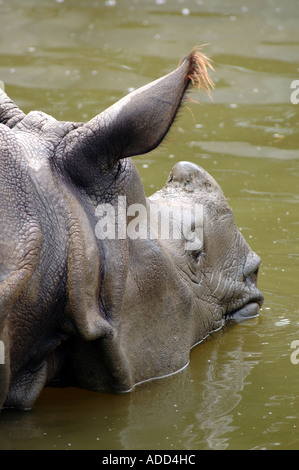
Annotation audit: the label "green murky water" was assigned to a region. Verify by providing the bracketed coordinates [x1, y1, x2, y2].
[0, 0, 298, 450]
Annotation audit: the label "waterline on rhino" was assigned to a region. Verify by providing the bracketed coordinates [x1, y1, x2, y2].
[131, 322, 227, 391]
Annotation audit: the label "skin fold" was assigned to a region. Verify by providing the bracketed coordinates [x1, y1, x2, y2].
[0, 49, 263, 410]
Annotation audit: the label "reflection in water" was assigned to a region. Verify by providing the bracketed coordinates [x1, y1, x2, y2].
[118, 322, 262, 450]
[186, 324, 261, 449]
[191, 330, 260, 450]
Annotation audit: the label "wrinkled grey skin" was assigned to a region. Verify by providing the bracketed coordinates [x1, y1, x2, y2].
[0, 52, 263, 410]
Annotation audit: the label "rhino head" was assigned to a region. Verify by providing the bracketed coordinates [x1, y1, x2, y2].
[0, 49, 263, 410]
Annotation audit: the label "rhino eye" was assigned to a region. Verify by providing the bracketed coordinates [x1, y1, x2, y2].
[191, 247, 203, 263]
[186, 246, 204, 276]
[185, 241, 204, 264]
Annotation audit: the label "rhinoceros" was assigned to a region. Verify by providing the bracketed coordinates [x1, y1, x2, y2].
[0, 49, 263, 410]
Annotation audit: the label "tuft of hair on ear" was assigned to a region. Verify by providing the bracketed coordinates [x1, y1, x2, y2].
[183, 45, 215, 97]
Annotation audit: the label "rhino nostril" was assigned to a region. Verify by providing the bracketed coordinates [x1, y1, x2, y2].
[243, 252, 261, 281]
[245, 267, 259, 286]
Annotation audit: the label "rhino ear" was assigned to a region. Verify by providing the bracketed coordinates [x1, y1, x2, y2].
[59, 48, 214, 186]
[0, 89, 25, 128]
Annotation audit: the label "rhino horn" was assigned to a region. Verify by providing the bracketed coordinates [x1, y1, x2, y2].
[59, 47, 214, 185]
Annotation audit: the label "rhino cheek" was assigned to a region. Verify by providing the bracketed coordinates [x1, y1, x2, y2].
[115, 245, 193, 383]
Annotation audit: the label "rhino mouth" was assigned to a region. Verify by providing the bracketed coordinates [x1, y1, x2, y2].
[225, 292, 264, 323]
